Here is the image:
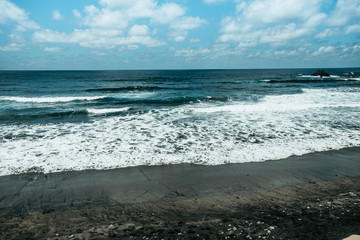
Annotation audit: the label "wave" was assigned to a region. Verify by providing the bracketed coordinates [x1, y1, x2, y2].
[0, 96, 107, 103]
[194, 89, 360, 113]
[300, 74, 341, 78]
[194, 102, 360, 114]
[85, 86, 167, 92]
[115, 96, 230, 106]
[265, 79, 359, 84]
[0, 110, 89, 121]
[87, 107, 131, 115]
[0, 108, 131, 122]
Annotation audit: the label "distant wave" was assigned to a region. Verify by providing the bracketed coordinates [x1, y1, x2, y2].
[87, 107, 131, 115]
[85, 86, 167, 92]
[105, 96, 230, 106]
[0, 110, 89, 121]
[0, 108, 131, 121]
[0, 95, 230, 108]
[299, 74, 341, 78]
[265, 79, 359, 84]
[0, 96, 107, 103]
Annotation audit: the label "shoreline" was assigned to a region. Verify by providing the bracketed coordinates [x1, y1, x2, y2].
[1, 147, 360, 239]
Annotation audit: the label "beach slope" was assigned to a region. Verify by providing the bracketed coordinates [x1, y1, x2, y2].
[1, 148, 360, 239]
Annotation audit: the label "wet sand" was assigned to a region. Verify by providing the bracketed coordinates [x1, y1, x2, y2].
[1, 147, 360, 239]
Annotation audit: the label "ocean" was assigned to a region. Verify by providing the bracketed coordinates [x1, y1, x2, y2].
[1, 69, 360, 176]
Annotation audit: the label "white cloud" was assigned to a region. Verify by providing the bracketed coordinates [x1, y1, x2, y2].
[312, 46, 335, 56]
[99, 0, 157, 18]
[218, 0, 326, 49]
[326, 0, 360, 26]
[0, 42, 24, 51]
[52, 10, 63, 20]
[82, 5, 128, 30]
[174, 47, 210, 58]
[173, 36, 186, 42]
[170, 16, 207, 31]
[345, 25, 360, 34]
[73, 9, 81, 18]
[259, 24, 309, 44]
[273, 49, 298, 56]
[33, 0, 205, 49]
[0, 0, 39, 51]
[342, 44, 360, 53]
[33, 28, 165, 48]
[219, 22, 310, 47]
[168, 16, 207, 42]
[237, 0, 322, 25]
[44, 47, 61, 52]
[303, 13, 327, 28]
[315, 24, 360, 39]
[0, 0, 39, 30]
[128, 25, 150, 36]
[152, 3, 185, 24]
[315, 28, 337, 38]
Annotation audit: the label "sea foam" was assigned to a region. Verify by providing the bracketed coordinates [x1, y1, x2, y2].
[1, 88, 360, 176]
[87, 107, 131, 115]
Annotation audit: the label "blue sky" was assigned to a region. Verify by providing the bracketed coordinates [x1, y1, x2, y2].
[0, 0, 359, 70]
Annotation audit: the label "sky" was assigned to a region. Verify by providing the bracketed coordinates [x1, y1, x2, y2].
[0, 0, 359, 70]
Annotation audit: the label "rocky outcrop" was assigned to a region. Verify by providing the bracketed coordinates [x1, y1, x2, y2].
[311, 70, 330, 77]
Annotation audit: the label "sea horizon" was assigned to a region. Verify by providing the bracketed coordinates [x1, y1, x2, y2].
[1, 66, 360, 72]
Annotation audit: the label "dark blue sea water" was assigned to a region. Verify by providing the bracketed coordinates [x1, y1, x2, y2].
[1, 69, 360, 175]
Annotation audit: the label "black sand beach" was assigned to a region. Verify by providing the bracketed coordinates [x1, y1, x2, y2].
[1, 148, 360, 239]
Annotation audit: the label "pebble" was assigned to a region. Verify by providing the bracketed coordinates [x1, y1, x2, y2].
[108, 224, 115, 230]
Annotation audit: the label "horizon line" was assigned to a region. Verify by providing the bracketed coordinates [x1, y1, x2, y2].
[1, 66, 360, 71]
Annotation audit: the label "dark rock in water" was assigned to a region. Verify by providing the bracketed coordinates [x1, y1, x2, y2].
[311, 70, 330, 77]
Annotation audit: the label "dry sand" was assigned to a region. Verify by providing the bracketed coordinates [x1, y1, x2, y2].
[1, 147, 360, 239]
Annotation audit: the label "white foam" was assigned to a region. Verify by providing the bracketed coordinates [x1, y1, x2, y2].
[300, 75, 340, 78]
[0, 96, 106, 103]
[194, 89, 360, 113]
[87, 107, 130, 115]
[1, 88, 360, 176]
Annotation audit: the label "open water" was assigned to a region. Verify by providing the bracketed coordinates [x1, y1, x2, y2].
[1, 69, 360, 175]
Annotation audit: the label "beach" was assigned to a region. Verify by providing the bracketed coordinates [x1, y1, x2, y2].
[1, 0, 360, 237]
[1, 147, 360, 239]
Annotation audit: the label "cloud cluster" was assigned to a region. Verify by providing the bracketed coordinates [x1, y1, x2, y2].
[33, 0, 206, 49]
[316, 0, 360, 39]
[0, 0, 359, 67]
[173, 47, 210, 58]
[0, 0, 39, 51]
[0, 0, 39, 30]
[218, 0, 326, 49]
